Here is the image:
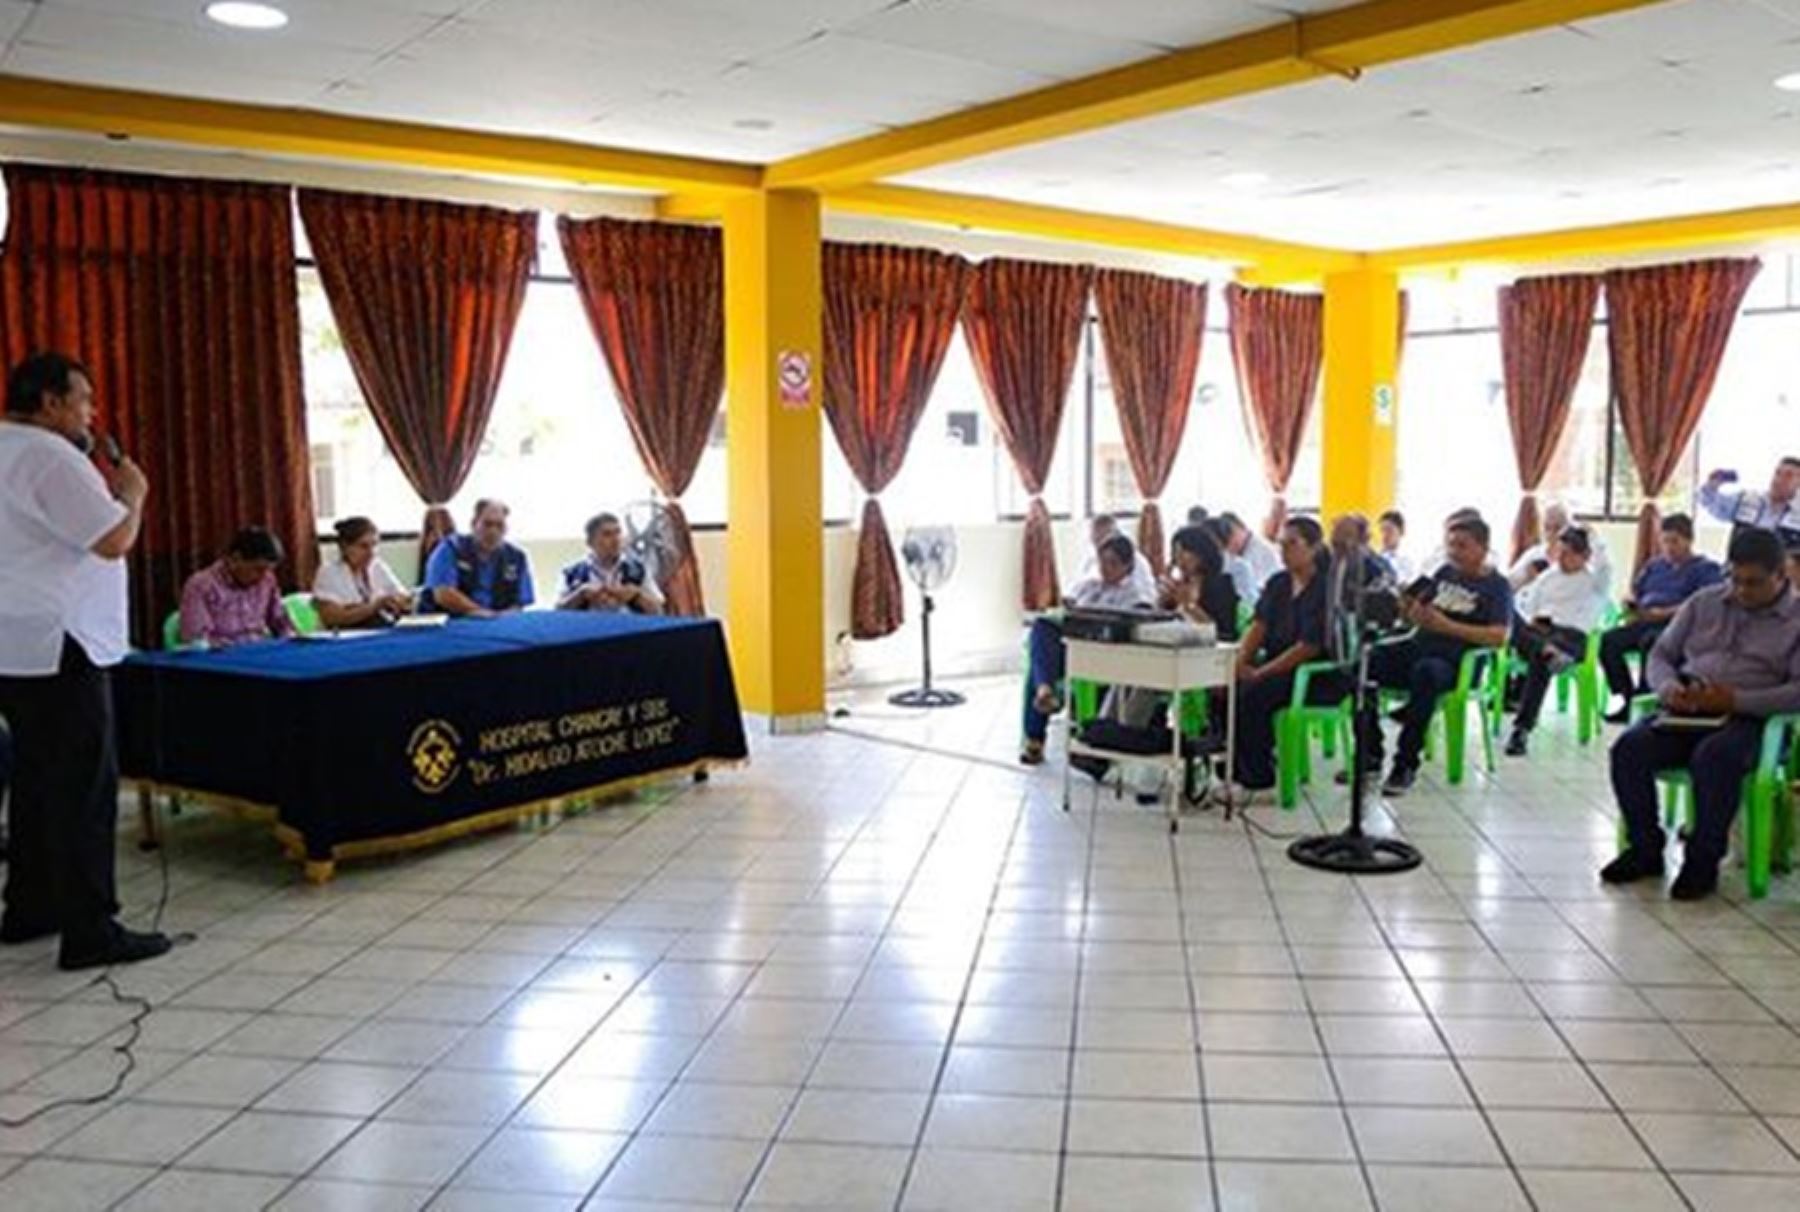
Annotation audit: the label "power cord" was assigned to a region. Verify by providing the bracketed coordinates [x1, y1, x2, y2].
[0, 795, 185, 1130]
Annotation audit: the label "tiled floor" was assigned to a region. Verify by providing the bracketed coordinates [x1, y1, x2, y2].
[4, 675, 1800, 1210]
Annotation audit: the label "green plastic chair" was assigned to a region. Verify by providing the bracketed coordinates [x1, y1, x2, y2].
[1273, 659, 1353, 809]
[1618, 696, 1800, 899]
[284, 592, 321, 635]
[1421, 647, 1503, 784]
[162, 610, 183, 651]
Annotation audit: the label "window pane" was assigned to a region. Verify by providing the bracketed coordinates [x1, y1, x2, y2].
[1541, 332, 1610, 517]
[822, 327, 1001, 526]
[302, 267, 715, 539]
[1695, 308, 1800, 505]
[1397, 330, 1518, 531]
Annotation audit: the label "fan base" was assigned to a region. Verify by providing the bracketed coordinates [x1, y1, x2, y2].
[888, 688, 966, 709]
[1287, 830, 1422, 875]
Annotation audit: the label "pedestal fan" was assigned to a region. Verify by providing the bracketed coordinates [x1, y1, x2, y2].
[890, 526, 963, 709]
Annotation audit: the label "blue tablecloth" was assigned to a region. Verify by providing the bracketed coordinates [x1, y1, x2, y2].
[117, 612, 747, 873]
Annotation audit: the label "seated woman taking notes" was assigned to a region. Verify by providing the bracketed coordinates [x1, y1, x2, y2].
[313, 516, 414, 629]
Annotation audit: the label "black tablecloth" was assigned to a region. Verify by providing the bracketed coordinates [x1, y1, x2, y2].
[117, 612, 747, 868]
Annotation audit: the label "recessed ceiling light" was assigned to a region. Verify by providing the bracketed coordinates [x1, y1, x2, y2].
[1776, 71, 1800, 92]
[731, 118, 774, 131]
[205, 2, 288, 30]
[1222, 171, 1268, 190]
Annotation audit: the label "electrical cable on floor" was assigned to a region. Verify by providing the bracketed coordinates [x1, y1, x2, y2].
[0, 797, 188, 1131]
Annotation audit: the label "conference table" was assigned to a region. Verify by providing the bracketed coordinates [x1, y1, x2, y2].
[116, 612, 748, 881]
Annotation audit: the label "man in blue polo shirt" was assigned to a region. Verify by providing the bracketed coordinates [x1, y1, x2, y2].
[1599, 512, 1722, 722]
[424, 498, 534, 617]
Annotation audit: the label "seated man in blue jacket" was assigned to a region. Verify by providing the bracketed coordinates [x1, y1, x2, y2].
[1600, 512, 1723, 722]
[423, 499, 534, 617]
[1602, 527, 1800, 900]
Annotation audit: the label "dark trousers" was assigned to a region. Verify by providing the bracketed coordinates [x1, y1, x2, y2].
[1233, 669, 1351, 790]
[1364, 641, 1460, 770]
[1611, 715, 1763, 868]
[1600, 619, 1666, 704]
[0, 638, 120, 945]
[1022, 618, 1066, 743]
[1513, 622, 1588, 733]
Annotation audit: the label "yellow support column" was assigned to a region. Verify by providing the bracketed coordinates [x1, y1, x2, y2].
[723, 189, 825, 730]
[1321, 267, 1401, 522]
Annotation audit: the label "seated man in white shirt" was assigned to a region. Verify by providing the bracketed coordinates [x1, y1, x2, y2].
[1209, 511, 1281, 601]
[1021, 534, 1151, 764]
[312, 516, 413, 629]
[1508, 501, 1613, 594]
[1505, 526, 1610, 756]
[1378, 509, 1416, 584]
[1071, 513, 1155, 604]
[559, 512, 664, 616]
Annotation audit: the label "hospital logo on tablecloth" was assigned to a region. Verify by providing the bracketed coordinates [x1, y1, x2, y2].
[407, 720, 463, 794]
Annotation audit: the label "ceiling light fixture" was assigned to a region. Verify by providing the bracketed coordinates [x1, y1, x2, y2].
[1776, 71, 1800, 92]
[1222, 171, 1268, 190]
[204, 2, 288, 30]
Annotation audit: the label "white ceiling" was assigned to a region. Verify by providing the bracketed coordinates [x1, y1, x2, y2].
[900, 0, 1800, 248]
[3, 0, 1800, 250]
[0, 0, 1359, 161]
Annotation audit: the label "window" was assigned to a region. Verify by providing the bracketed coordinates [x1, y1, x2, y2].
[302, 251, 729, 538]
[1398, 329, 1523, 530]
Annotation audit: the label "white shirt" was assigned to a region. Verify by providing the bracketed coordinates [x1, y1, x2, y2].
[1223, 553, 1257, 604]
[1510, 533, 1614, 595]
[0, 422, 129, 674]
[1240, 531, 1281, 592]
[1071, 549, 1155, 606]
[1381, 546, 1417, 585]
[313, 556, 409, 606]
[1516, 564, 1610, 632]
[1070, 576, 1151, 611]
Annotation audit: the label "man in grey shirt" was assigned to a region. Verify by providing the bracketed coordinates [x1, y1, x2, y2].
[1602, 528, 1800, 900]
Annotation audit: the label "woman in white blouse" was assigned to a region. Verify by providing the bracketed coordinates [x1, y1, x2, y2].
[312, 516, 413, 628]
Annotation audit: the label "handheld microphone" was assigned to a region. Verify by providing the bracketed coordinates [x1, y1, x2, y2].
[100, 433, 124, 469]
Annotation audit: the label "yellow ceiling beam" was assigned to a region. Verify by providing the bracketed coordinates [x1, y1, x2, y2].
[824, 184, 1357, 275]
[0, 75, 760, 194]
[764, 0, 1673, 191]
[1371, 200, 1800, 272]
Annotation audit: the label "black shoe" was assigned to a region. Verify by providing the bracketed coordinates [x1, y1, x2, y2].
[59, 925, 173, 971]
[1670, 860, 1719, 902]
[0, 915, 56, 945]
[1504, 729, 1529, 757]
[1380, 764, 1417, 797]
[1599, 848, 1665, 885]
[1603, 706, 1632, 725]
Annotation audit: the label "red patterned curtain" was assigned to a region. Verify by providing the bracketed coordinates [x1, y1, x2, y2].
[1498, 273, 1601, 562]
[963, 258, 1094, 610]
[823, 242, 970, 638]
[558, 217, 722, 616]
[1095, 269, 1206, 576]
[0, 165, 315, 646]
[1225, 284, 1323, 539]
[1605, 258, 1760, 574]
[298, 189, 535, 551]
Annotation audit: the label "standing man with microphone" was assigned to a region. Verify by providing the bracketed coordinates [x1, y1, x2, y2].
[0, 353, 171, 969]
[1700, 456, 1800, 549]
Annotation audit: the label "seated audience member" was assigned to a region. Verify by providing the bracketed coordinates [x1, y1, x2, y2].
[1186, 505, 1211, 527]
[1361, 516, 1513, 795]
[1072, 513, 1155, 604]
[1378, 510, 1415, 583]
[1218, 510, 1281, 595]
[1700, 456, 1800, 548]
[1504, 527, 1611, 756]
[179, 527, 296, 647]
[1789, 543, 1800, 589]
[1159, 524, 1240, 640]
[312, 516, 413, 629]
[1327, 514, 1395, 613]
[1508, 501, 1613, 593]
[1600, 513, 1722, 722]
[1020, 534, 1151, 765]
[424, 498, 534, 617]
[1602, 528, 1800, 900]
[1207, 517, 1259, 603]
[1420, 506, 1486, 576]
[560, 512, 664, 616]
[1229, 517, 1347, 793]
